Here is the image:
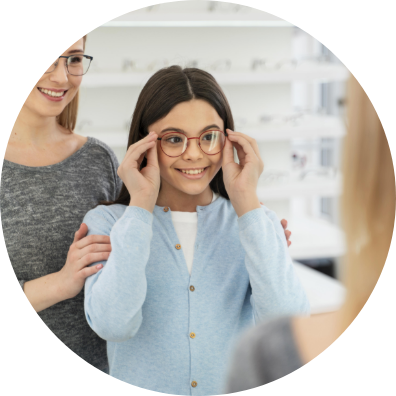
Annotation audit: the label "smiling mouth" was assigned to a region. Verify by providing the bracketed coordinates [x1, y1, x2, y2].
[176, 167, 209, 175]
[37, 87, 68, 98]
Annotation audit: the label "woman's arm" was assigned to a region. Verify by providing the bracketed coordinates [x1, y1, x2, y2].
[238, 206, 310, 322]
[84, 206, 153, 342]
[23, 224, 111, 312]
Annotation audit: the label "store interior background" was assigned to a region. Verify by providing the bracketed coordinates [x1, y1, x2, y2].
[78, 1, 347, 314]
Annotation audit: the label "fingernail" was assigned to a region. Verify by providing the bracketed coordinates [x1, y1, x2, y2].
[96, 264, 103, 269]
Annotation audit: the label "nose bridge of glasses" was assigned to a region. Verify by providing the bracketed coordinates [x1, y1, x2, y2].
[183, 135, 203, 156]
[49, 56, 68, 76]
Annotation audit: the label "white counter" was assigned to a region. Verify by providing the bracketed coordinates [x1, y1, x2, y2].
[293, 261, 346, 314]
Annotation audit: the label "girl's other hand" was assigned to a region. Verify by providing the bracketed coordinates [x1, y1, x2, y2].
[223, 129, 264, 217]
[57, 223, 111, 300]
[223, 129, 264, 195]
[117, 132, 160, 212]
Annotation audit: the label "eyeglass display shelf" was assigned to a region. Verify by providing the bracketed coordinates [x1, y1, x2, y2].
[242, 116, 346, 141]
[257, 173, 343, 200]
[288, 216, 346, 260]
[293, 261, 345, 314]
[81, 65, 349, 88]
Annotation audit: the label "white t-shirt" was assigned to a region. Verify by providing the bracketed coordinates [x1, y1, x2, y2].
[171, 193, 219, 275]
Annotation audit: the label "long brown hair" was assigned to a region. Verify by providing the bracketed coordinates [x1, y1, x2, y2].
[56, 35, 87, 131]
[108, 66, 235, 206]
[340, 75, 395, 329]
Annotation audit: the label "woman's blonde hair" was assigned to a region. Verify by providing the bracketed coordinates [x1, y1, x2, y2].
[56, 35, 87, 132]
[341, 75, 395, 327]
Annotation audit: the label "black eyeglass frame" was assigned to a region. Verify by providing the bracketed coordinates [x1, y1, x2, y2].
[45, 55, 94, 76]
[157, 129, 229, 158]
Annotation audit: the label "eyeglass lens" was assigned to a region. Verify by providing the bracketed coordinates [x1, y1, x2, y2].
[46, 55, 91, 76]
[161, 131, 226, 157]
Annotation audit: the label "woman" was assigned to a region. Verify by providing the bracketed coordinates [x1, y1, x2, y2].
[83, 66, 310, 395]
[225, 75, 395, 392]
[0, 37, 121, 372]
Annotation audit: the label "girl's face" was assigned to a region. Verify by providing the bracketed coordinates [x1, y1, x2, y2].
[23, 38, 84, 119]
[149, 99, 224, 197]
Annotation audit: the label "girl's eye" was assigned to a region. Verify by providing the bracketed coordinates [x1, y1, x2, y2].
[165, 135, 183, 144]
[202, 132, 215, 141]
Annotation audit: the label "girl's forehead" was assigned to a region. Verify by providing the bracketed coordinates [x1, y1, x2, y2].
[153, 99, 224, 133]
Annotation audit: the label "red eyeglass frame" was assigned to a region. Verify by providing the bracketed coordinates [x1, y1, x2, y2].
[157, 130, 228, 158]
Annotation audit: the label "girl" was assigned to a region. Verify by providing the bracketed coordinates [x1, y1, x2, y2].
[83, 66, 309, 395]
[1, 37, 121, 372]
[225, 76, 395, 392]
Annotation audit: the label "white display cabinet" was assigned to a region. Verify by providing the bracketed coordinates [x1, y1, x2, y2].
[79, 1, 347, 271]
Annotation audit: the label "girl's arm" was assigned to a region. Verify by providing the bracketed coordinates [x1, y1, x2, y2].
[83, 205, 153, 342]
[238, 206, 310, 322]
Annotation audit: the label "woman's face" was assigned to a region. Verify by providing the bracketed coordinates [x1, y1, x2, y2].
[23, 38, 84, 119]
[149, 99, 224, 197]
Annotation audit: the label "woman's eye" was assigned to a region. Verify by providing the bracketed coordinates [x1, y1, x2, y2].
[70, 56, 82, 64]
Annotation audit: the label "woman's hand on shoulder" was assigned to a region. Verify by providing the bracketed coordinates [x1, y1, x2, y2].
[281, 219, 292, 247]
[57, 223, 111, 300]
[117, 132, 160, 213]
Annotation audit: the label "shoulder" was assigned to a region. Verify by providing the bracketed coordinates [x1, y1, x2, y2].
[84, 137, 120, 169]
[83, 204, 127, 228]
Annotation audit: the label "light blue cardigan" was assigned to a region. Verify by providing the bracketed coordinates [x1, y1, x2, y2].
[83, 197, 309, 395]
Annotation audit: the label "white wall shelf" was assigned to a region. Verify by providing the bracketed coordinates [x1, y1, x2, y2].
[243, 116, 346, 141]
[103, 17, 291, 27]
[81, 65, 349, 88]
[257, 174, 342, 200]
[103, 3, 292, 27]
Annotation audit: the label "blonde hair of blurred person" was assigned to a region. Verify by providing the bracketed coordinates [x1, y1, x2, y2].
[293, 75, 395, 363]
[6, 37, 87, 166]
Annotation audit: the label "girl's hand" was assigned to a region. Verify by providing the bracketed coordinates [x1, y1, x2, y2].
[57, 223, 111, 300]
[222, 129, 264, 217]
[117, 132, 160, 212]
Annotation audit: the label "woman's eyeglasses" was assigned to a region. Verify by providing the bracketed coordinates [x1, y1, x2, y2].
[157, 130, 228, 157]
[45, 54, 93, 76]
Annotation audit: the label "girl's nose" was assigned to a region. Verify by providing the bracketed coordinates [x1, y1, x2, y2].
[182, 138, 204, 161]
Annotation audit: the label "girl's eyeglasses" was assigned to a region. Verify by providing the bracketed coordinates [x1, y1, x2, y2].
[157, 130, 228, 157]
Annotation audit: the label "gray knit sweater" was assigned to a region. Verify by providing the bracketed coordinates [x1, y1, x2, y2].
[0, 137, 122, 372]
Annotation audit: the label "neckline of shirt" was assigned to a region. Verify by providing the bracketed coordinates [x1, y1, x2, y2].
[3, 137, 94, 171]
[168, 192, 220, 221]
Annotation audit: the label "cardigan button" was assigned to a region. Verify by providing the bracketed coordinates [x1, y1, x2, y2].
[190, 332, 196, 339]
[175, 244, 181, 250]
[163, 207, 169, 212]
[189, 285, 195, 292]
[191, 381, 197, 388]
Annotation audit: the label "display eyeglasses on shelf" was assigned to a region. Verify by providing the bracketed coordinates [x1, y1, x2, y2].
[259, 167, 338, 185]
[88, 56, 346, 74]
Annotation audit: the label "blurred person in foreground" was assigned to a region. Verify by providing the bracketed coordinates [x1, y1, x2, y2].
[225, 75, 395, 392]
